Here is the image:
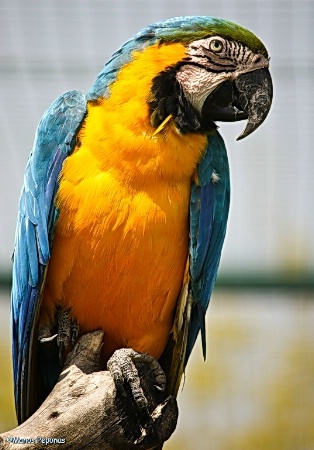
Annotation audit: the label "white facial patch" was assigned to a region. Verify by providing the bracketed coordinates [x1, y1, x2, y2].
[176, 64, 231, 112]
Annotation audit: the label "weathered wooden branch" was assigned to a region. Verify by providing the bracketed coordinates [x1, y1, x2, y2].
[0, 331, 178, 450]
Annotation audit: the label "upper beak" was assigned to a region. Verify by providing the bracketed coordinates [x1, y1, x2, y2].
[202, 67, 273, 140]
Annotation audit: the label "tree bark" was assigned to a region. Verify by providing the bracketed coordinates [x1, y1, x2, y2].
[0, 331, 178, 450]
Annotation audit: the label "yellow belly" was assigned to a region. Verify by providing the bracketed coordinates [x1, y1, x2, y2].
[44, 183, 189, 360]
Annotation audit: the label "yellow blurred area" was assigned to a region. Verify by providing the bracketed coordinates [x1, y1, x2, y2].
[1, 290, 314, 449]
[165, 290, 314, 450]
[0, 292, 17, 432]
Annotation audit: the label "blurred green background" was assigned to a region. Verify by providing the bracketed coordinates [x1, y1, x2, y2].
[1, 1, 313, 449]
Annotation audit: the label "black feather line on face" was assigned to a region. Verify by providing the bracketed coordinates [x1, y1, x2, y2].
[148, 63, 217, 134]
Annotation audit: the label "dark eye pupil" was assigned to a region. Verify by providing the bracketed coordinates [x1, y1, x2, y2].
[209, 39, 223, 52]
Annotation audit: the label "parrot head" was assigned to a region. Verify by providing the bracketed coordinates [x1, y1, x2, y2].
[88, 16, 273, 140]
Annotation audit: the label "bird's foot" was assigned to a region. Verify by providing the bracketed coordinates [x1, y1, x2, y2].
[38, 307, 79, 364]
[107, 348, 166, 411]
[107, 348, 176, 447]
[56, 307, 79, 364]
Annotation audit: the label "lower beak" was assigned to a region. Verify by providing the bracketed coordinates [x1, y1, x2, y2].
[202, 68, 273, 140]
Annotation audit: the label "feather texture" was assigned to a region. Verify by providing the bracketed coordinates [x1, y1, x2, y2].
[11, 90, 86, 422]
[164, 130, 230, 395]
[187, 130, 230, 362]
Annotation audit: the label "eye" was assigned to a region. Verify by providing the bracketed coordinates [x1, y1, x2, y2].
[209, 39, 224, 53]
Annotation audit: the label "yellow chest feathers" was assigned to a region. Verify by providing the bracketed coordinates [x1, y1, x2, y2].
[55, 42, 207, 237]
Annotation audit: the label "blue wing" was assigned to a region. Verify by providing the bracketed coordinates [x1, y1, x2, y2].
[11, 90, 86, 423]
[185, 130, 230, 363]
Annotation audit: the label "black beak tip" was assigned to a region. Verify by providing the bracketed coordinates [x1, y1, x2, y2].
[236, 121, 259, 141]
[234, 68, 273, 141]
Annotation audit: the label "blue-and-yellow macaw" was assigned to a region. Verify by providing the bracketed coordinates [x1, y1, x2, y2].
[11, 16, 272, 423]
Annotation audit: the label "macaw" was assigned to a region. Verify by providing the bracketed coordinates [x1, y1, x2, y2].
[11, 16, 272, 423]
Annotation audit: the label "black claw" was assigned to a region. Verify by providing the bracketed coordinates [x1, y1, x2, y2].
[38, 325, 58, 343]
[71, 319, 79, 347]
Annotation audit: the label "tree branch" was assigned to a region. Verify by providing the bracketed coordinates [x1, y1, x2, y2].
[0, 331, 178, 450]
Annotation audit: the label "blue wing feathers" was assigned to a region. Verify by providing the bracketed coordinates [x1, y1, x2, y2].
[11, 90, 86, 422]
[25, 218, 38, 287]
[186, 130, 230, 364]
[194, 183, 214, 280]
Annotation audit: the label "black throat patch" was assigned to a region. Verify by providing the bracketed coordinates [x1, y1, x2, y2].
[148, 62, 216, 134]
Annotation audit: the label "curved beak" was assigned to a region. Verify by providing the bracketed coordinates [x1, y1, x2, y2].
[234, 68, 273, 140]
[202, 67, 273, 140]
